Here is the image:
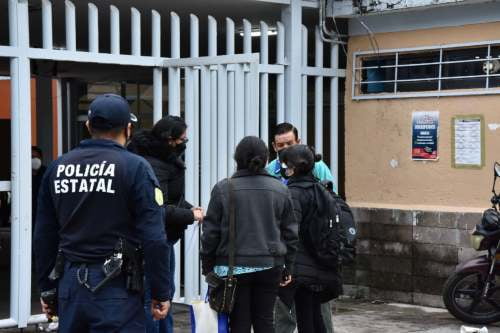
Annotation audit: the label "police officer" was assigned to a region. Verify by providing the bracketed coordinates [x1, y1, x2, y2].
[34, 94, 171, 332]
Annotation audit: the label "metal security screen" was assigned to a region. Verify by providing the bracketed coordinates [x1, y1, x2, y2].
[352, 40, 500, 99]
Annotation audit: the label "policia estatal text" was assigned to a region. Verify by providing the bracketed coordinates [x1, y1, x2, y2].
[34, 94, 172, 332]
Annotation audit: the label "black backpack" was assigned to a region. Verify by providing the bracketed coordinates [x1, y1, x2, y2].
[290, 180, 357, 268]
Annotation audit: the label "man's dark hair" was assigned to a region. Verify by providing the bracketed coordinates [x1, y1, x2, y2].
[88, 125, 126, 138]
[274, 122, 299, 141]
[32, 146, 43, 157]
[151, 115, 187, 141]
[234, 136, 269, 173]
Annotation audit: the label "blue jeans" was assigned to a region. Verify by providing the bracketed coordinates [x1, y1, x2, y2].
[144, 242, 175, 333]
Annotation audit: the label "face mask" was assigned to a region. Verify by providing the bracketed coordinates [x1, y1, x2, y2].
[280, 162, 294, 180]
[32, 158, 42, 171]
[175, 142, 187, 155]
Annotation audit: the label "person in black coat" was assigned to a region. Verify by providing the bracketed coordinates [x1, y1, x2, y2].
[279, 145, 342, 333]
[128, 116, 203, 333]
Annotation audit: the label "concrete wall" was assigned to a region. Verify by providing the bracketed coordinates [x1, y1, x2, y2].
[343, 207, 480, 307]
[345, 21, 500, 211]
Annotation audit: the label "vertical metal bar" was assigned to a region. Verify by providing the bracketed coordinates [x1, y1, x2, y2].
[301, 25, 308, 144]
[152, 10, 161, 58]
[152, 10, 162, 123]
[243, 19, 252, 54]
[330, 44, 339, 189]
[438, 48, 443, 92]
[131, 7, 141, 56]
[88, 3, 99, 53]
[41, 0, 53, 49]
[276, 21, 285, 124]
[56, 79, 63, 156]
[200, 65, 211, 208]
[217, 65, 228, 179]
[208, 16, 218, 186]
[250, 61, 260, 136]
[169, 12, 181, 116]
[66, 81, 71, 149]
[110, 5, 120, 54]
[281, 1, 302, 126]
[235, 64, 245, 144]
[190, 13, 202, 299]
[65, 0, 76, 52]
[226, 18, 236, 174]
[243, 19, 252, 135]
[486, 44, 491, 89]
[9, 0, 31, 326]
[314, 27, 324, 153]
[260, 21, 269, 143]
[153, 69, 163, 123]
[394, 52, 399, 93]
[184, 65, 198, 303]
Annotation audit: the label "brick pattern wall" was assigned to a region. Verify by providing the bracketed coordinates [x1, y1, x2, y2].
[343, 208, 481, 307]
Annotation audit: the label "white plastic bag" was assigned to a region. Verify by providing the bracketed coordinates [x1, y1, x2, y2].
[460, 325, 488, 333]
[190, 300, 229, 333]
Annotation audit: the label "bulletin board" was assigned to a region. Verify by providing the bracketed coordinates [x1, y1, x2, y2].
[451, 115, 485, 169]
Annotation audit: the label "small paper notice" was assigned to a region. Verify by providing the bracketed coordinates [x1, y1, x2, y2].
[454, 117, 482, 166]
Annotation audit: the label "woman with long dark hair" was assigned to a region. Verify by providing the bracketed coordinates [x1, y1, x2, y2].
[201, 136, 298, 333]
[279, 145, 342, 333]
[128, 115, 204, 333]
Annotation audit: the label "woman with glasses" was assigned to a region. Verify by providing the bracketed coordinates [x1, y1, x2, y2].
[128, 115, 204, 333]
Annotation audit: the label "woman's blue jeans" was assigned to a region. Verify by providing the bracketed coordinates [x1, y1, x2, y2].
[144, 242, 175, 333]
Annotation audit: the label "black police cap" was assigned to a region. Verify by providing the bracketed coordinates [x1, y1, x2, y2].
[88, 94, 137, 130]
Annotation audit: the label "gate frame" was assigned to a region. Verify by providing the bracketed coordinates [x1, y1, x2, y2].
[1, 0, 344, 328]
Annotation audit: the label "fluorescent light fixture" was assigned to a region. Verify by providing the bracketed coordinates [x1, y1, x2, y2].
[239, 29, 278, 37]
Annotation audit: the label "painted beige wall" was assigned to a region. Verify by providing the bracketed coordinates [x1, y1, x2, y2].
[345, 21, 500, 211]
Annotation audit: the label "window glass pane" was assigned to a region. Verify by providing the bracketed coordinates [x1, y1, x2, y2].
[360, 55, 395, 94]
[397, 51, 439, 81]
[488, 45, 500, 87]
[489, 76, 500, 88]
[441, 77, 486, 90]
[442, 47, 487, 78]
[397, 80, 439, 92]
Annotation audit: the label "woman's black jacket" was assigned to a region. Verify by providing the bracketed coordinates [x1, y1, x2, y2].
[128, 131, 194, 243]
[287, 174, 342, 301]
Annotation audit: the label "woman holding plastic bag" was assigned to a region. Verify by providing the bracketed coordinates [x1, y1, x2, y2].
[199, 136, 298, 333]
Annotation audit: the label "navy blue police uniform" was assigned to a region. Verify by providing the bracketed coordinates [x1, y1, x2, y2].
[34, 94, 171, 332]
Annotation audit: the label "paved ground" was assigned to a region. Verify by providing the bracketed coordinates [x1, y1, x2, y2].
[2, 298, 500, 332]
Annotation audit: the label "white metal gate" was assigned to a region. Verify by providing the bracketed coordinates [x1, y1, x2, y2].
[0, 0, 344, 328]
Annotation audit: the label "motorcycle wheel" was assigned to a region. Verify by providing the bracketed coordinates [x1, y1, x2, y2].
[443, 270, 500, 324]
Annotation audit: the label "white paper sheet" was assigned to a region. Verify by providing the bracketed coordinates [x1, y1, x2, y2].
[454, 118, 482, 166]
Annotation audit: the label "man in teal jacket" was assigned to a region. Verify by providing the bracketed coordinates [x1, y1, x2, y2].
[268, 122, 336, 333]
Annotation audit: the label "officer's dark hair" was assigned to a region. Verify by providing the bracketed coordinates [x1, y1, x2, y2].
[32, 146, 43, 157]
[273, 122, 299, 142]
[234, 136, 269, 173]
[280, 144, 321, 176]
[88, 124, 127, 138]
[151, 116, 187, 141]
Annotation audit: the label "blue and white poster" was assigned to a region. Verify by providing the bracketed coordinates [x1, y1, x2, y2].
[412, 111, 439, 160]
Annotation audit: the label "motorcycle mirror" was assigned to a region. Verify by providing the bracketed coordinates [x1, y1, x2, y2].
[495, 162, 500, 178]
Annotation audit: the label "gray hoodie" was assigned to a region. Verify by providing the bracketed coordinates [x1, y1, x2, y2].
[200, 169, 299, 275]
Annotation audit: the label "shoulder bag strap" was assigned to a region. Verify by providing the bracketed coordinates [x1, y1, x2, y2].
[227, 178, 236, 278]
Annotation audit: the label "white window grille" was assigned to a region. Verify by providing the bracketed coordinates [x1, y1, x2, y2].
[352, 40, 500, 99]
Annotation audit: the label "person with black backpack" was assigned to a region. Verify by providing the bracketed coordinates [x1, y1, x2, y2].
[279, 145, 354, 333]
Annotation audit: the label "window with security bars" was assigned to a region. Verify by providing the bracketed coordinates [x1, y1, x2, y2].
[353, 42, 500, 99]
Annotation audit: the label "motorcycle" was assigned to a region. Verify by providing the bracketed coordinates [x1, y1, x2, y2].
[443, 162, 500, 324]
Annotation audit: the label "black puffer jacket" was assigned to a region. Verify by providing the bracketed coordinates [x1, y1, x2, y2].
[287, 174, 342, 301]
[128, 131, 194, 243]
